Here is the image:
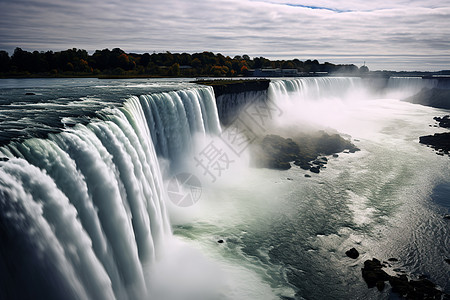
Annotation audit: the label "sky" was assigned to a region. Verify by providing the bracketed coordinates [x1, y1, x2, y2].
[0, 0, 449, 71]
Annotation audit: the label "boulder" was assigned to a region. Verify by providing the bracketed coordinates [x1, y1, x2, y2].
[361, 259, 390, 288]
[419, 132, 450, 153]
[389, 275, 409, 296]
[388, 258, 399, 262]
[434, 115, 450, 128]
[310, 166, 320, 174]
[345, 247, 359, 259]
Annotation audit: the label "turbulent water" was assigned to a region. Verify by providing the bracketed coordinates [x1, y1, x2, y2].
[0, 77, 448, 300]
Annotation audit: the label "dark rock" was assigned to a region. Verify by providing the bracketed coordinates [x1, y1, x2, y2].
[310, 166, 320, 174]
[445, 258, 450, 265]
[312, 159, 327, 165]
[361, 257, 449, 299]
[304, 174, 311, 178]
[376, 280, 385, 292]
[419, 132, 450, 153]
[0, 157, 9, 162]
[388, 258, 399, 262]
[389, 275, 409, 296]
[195, 79, 270, 98]
[217, 239, 224, 244]
[294, 160, 312, 170]
[361, 259, 390, 288]
[287, 178, 293, 180]
[251, 131, 359, 171]
[444, 214, 450, 220]
[346, 247, 359, 259]
[332, 153, 339, 158]
[25, 92, 36, 95]
[434, 115, 450, 128]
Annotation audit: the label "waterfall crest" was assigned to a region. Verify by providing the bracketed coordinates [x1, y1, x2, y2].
[269, 77, 361, 101]
[0, 85, 221, 299]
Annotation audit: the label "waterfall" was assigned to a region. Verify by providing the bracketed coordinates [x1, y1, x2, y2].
[215, 90, 268, 126]
[137, 87, 221, 166]
[268, 76, 438, 102]
[0, 85, 221, 300]
[384, 77, 438, 99]
[268, 77, 361, 102]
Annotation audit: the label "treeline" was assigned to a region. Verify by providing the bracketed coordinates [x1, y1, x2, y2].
[0, 47, 367, 78]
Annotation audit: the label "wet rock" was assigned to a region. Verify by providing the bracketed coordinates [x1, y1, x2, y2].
[388, 258, 399, 262]
[310, 166, 320, 174]
[294, 160, 312, 170]
[361, 259, 390, 288]
[376, 280, 385, 292]
[345, 247, 359, 259]
[434, 115, 450, 128]
[251, 132, 359, 171]
[361, 257, 449, 299]
[419, 132, 450, 153]
[389, 274, 409, 296]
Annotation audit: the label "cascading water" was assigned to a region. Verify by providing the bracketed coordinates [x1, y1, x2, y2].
[0, 85, 221, 300]
[384, 77, 438, 99]
[1, 77, 448, 300]
[137, 87, 221, 167]
[268, 77, 361, 102]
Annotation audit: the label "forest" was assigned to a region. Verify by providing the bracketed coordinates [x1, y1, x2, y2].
[0, 47, 367, 78]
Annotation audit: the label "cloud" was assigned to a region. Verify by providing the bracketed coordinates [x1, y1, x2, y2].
[0, 0, 449, 71]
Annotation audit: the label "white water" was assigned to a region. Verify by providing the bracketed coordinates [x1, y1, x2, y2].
[0, 77, 448, 299]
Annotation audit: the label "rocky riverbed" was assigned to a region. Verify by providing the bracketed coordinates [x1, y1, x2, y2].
[249, 131, 359, 171]
[358, 256, 450, 299]
[420, 115, 450, 156]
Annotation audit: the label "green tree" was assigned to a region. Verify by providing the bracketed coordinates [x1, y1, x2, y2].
[168, 63, 180, 76]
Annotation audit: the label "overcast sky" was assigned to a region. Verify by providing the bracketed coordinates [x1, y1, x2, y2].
[0, 0, 449, 71]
